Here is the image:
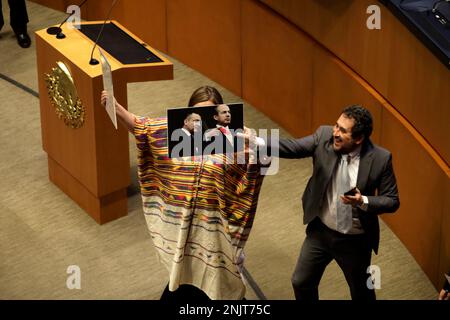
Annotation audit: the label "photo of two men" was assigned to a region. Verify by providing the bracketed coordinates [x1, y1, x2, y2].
[167, 103, 244, 158]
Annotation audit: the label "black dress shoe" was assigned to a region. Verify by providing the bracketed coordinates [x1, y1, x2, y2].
[16, 32, 31, 48]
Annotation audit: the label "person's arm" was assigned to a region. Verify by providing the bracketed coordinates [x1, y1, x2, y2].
[364, 154, 400, 214]
[343, 153, 399, 214]
[267, 126, 326, 159]
[100, 90, 136, 133]
[228, 126, 273, 169]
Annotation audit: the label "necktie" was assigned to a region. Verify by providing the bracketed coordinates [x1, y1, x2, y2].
[336, 154, 352, 233]
[219, 127, 228, 135]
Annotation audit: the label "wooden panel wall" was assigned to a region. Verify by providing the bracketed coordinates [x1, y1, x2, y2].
[381, 109, 445, 286]
[242, 0, 314, 137]
[387, 23, 450, 163]
[311, 47, 382, 144]
[260, 0, 392, 94]
[166, 0, 241, 96]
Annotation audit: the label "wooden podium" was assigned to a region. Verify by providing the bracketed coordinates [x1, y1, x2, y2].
[35, 21, 173, 224]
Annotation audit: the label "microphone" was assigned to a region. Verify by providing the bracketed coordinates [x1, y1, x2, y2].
[47, 0, 89, 39]
[88, 0, 119, 65]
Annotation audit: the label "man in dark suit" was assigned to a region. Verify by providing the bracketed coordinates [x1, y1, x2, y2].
[171, 112, 202, 158]
[273, 105, 399, 300]
[0, 0, 31, 48]
[205, 104, 239, 155]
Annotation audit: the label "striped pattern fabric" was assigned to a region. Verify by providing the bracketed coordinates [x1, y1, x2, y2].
[134, 116, 265, 300]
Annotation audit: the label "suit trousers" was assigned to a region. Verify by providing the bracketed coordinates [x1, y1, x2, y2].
[291, 217, 376, 301]
[0, 0, 29, 33]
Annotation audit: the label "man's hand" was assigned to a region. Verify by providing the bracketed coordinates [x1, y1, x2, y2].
[236, 126, 258, 146]
[341, 187, 364, 207]
[237, 126, 257, 164]
[438, 289, 449, 300]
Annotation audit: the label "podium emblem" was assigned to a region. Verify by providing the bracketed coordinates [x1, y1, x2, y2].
[44, 61, 85, 129]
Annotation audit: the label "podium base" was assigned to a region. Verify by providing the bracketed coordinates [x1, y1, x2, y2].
[48, 157, 128, 224]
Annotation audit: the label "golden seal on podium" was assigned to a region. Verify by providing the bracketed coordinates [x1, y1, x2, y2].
[44, 61, 85, 129]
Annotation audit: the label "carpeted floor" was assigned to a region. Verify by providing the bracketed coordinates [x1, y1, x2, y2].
[0, 0, 437, 300]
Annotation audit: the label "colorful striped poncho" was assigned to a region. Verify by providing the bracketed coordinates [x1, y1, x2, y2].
[133, 116, 265, 300]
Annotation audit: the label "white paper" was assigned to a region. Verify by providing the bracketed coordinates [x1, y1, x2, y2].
[99, 48, 117, 129]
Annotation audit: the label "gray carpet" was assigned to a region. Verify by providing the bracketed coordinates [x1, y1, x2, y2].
[0, 0, 437, 300]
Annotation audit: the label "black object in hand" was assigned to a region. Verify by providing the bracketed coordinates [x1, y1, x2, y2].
[344, 187, 358, 196]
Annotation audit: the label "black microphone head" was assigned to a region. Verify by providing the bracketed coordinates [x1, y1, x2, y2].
[89, 58, 99, 65]
[47, 26, 62, 35]
[56, 32, 66, 39]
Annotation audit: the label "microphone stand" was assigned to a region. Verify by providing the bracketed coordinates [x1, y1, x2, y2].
[46, 0, 89, 39]
[89, 0, 119, 65]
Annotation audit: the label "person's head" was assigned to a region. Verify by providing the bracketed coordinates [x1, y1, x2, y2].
[183, 113, 202, 133]
[214, 104, 231, 127]
[333, 105, 373, 153]
[188, 85, 223, 107]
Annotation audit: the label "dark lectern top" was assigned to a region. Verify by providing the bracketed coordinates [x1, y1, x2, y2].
[79, 22, 163, 64]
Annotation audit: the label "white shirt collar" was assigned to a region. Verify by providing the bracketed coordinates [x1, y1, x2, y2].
[182, 128, 192, 136]
[348, 145, 362, 160]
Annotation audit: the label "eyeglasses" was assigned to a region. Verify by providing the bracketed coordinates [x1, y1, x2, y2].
[432, 0, 450, 27]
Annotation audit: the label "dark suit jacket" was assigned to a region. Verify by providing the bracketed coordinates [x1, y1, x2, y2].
[172, 129, 202, 157]
[274, 126, 400, 254]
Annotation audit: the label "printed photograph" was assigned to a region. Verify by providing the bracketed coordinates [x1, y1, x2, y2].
[167, 103, 244, 158]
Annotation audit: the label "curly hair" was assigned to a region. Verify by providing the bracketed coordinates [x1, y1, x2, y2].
[342, 105, 373, 139]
